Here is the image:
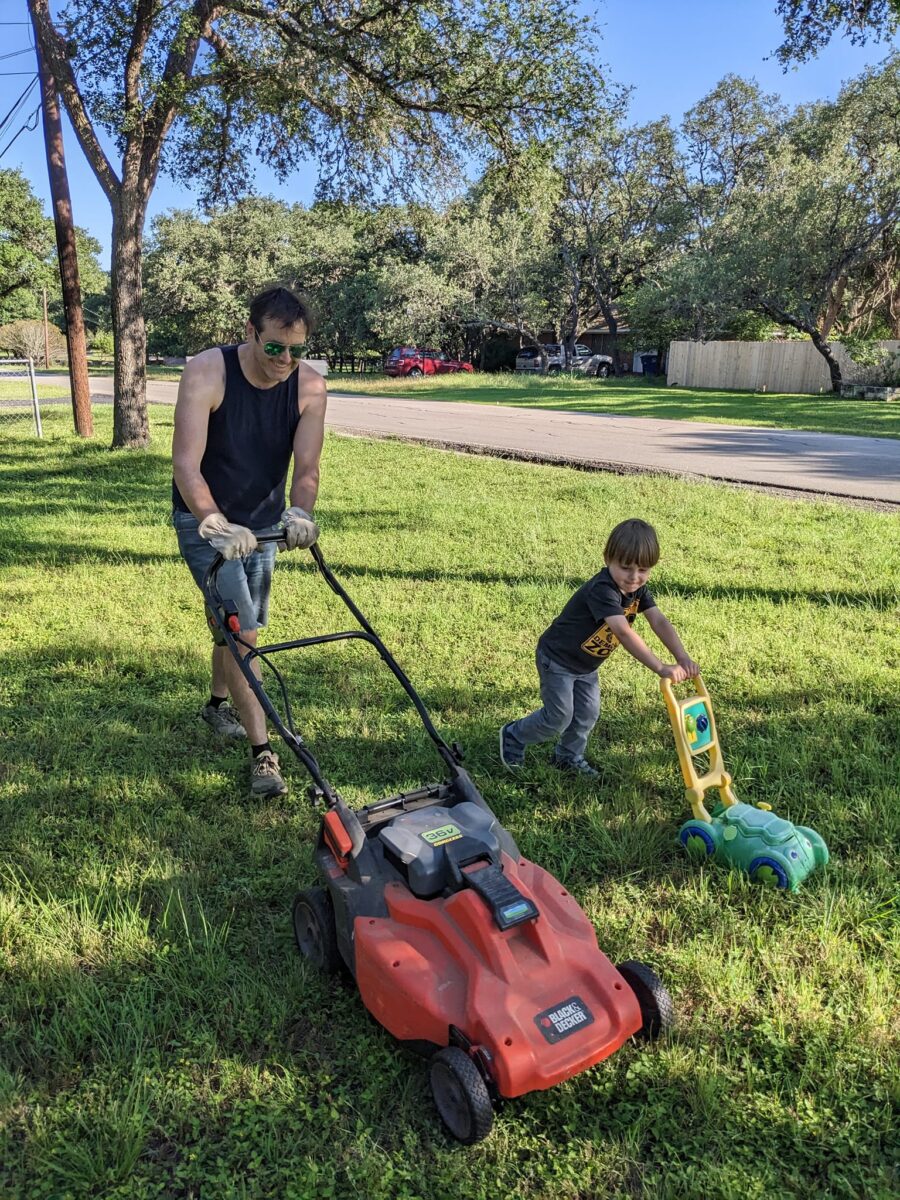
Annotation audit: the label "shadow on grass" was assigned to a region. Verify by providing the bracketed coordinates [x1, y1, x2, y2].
[0, 527, 894, 619]
[4, 634, 895, 897]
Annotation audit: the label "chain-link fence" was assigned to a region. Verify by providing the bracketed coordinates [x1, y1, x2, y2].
[0, 358, 43, 437]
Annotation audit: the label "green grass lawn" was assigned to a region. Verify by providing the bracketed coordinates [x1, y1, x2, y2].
[0, 379, 72, 403]
[329, 372, 900, 440]
[1, 410, 897, 1199]
[74, 361, 187, 383]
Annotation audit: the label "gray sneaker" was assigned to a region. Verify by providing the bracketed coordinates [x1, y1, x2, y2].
[551, 754, 600, 780]
[201, 701, 246, 739]
[250, 750, 288, 797]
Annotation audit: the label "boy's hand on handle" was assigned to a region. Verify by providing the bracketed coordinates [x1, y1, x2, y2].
[659, 663, 689, 684]
[198, 513, 258, 560]
[280, 506, 320, 550]
[676, 655, 701, 678]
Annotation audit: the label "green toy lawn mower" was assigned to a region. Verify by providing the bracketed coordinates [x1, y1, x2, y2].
[661, 676, 829, 892]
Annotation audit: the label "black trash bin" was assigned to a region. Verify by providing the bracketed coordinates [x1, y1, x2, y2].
[640, 354, 659, 376]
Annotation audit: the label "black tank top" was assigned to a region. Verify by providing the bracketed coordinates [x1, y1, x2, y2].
[172, 345, 301, 528]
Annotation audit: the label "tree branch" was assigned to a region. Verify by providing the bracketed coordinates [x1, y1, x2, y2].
[27, 0, 121, 199]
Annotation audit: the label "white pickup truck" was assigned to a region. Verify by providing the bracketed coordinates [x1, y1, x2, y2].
[515, 342, 613, 377]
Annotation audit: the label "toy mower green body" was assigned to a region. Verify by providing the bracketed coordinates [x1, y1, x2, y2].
[661, 677, 829, 892]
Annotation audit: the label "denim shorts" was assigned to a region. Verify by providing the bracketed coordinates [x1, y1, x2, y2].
[173, 508, 278, 639]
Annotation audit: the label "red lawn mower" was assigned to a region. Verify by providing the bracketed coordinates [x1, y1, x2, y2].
[203, 538, 674, 1144]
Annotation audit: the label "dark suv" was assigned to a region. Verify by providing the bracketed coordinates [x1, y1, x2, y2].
[385, 347, 474, 377]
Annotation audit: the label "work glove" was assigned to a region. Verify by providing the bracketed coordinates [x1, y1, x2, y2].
[198, 513, 258, 560]
[280, 506, 320, 550]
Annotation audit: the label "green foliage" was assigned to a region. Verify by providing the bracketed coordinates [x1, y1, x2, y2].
[89, 329, 115, 355]
[839, 336, 900, 385]
[136, 56, 900, 385]
[627, 60, 900, 383]
[0, 410, 897, 1197]
[58, 0, 606, 205]
[0, 168, 54, 324]
[733, 60, 900, 336]
[773, 0, 900, 65]
[554, 112, 685, 356]
[143, 200, 292, 352]
[40, 0, 609, 444]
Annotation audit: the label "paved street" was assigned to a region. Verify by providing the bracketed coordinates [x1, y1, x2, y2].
[40, 375, 900, 504]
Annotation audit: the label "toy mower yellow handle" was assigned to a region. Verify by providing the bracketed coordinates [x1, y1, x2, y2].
[660, 673, 738, 822]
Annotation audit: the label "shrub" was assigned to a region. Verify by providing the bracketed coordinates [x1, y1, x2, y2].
[89, 329, 115, 355]
[0, 319, 68, 364]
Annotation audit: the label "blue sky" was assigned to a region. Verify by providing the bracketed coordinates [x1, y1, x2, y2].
[1, 0, 897, 266]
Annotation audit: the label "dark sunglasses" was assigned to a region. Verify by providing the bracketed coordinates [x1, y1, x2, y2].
[254, 328, 307, 359]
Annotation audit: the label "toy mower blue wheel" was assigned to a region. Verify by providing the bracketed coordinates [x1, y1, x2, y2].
[679, 822, 716, 858]
[748, 856, 790, 889]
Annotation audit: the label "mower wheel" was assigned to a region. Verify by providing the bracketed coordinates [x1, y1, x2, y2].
[429, 1046, 494, 1144]
[292, 888, 341, 974]
[616, 960, 675, 1041]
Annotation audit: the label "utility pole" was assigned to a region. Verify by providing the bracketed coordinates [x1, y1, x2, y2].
[31, 5, 93, 436]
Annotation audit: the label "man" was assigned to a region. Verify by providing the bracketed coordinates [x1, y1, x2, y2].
[172, 285, 327, 798]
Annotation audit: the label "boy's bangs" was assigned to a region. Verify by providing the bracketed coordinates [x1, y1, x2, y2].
[604, 519, 660, 567]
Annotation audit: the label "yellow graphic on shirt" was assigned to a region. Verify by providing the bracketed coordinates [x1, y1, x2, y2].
[581, 599, 640, 659]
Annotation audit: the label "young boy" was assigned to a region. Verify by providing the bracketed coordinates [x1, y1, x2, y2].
[499, 518, 699, 778]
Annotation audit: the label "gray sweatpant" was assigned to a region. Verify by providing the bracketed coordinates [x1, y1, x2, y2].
[507, 648, 601, 762]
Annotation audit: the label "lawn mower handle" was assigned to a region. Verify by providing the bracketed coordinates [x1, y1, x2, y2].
[200, 534, 464, 797]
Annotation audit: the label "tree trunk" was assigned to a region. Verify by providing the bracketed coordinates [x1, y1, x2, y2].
[34, 26, 92, 437]
[607, 312, 622, 375]
[888, 276, 900, 338]
[757, 296, 843, 393]
[809, 328, 842, 392]
[821, 275, 847, 339]
[110, 195, 149, 448]
[594, 294, 621, 375]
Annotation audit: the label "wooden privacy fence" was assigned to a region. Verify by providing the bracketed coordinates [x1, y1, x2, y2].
[666, 339, 900, 394]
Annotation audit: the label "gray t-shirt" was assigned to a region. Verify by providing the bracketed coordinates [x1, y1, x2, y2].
[537, 567, 656, 674]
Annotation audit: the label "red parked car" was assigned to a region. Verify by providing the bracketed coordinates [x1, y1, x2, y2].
[385, 347, 474, 377]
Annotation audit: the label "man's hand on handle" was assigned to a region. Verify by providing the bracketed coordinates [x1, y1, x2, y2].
[280, 506, 320, 550]
[198, 513, 258, 560]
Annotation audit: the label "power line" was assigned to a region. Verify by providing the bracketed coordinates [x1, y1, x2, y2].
[0, 49, 33, 61]
[0, 76, 37, 135]
[0, 102, 40, 160]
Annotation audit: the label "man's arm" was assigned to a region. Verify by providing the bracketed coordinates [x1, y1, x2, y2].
[172, 350, 226, 521]
[288, 368, 327, 513]
[643, 606, 700, 677]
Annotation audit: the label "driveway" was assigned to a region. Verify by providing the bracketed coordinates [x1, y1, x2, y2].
[42, 375, 900, 505]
